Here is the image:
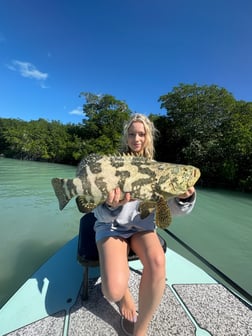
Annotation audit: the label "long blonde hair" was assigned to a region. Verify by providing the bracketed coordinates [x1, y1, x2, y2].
[121, 113, 157, 159]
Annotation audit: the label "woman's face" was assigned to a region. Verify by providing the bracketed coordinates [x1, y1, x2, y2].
[127, 121, 146, 154]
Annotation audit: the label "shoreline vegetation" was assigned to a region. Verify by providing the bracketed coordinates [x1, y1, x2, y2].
[1, 84, 251, 192]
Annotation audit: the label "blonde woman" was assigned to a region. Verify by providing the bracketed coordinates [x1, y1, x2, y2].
[93, 113, 196, 336]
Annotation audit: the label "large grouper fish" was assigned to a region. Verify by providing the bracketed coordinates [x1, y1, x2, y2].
[51, 153, 201, 228]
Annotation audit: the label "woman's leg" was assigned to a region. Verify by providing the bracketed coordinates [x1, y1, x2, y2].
[97, 236, 137, 322]
[130, 231, 166, 336]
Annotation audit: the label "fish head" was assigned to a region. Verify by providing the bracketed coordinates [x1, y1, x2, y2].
[156, 163, 201, 197]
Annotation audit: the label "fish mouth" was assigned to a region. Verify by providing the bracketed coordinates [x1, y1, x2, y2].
[194, 168, 201, 179]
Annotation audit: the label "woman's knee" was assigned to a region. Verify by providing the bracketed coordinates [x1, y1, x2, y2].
[101, 275, 129, 302]
[140, 250, 166, 284]
[150, 252, 166, 274]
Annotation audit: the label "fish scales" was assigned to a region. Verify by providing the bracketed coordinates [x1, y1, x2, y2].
[51, 153, 201, 228]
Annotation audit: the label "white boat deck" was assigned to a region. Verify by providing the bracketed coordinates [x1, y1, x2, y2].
[0, 236, 251, 336]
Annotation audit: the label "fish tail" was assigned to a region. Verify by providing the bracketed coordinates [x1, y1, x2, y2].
[51, 178, 72, 210]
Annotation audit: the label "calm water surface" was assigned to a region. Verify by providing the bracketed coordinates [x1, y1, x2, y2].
[0, 158, 251, 308]
[169, 187, 252, 297]
[0, 158, 80, 307]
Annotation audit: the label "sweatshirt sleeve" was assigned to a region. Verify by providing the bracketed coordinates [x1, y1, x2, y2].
[93, 192, 197, 223]
[168, 192, 196, 217]
[93, 203, 123, 223]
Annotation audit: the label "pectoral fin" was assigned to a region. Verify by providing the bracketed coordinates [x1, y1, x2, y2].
[138, 201, 156, 219]
[155, 196, 172, 229]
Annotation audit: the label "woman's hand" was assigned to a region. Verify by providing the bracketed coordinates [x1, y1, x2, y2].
[106, 187, 131, 208]
[177, 186, 195, 200]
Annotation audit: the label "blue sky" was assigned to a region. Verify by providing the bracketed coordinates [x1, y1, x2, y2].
[0, 0, 252, 124]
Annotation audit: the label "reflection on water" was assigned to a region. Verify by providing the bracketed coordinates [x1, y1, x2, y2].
[0, 158, 252, 308]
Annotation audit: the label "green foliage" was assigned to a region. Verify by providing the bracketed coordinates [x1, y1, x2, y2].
[158, 84, 235, 162]
[157, 83, 252, 190]
[79, 92, 131, 154]
[0, 93, 131, 163]
[0, 85, 251, 191]
[0, 118, 83, 164]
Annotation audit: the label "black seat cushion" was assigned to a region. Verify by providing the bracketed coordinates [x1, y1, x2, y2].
[78, 212, 99, 261]
[77, 212, 167, 263]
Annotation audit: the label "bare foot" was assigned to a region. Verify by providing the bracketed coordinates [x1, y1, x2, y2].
[119, 288, 137, 322]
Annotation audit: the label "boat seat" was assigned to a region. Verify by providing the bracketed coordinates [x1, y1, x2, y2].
[76, 197, 167, 300]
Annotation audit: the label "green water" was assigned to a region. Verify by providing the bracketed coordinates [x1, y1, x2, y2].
[167, 188, 252, 298]
[0, 158, 80, 308]
[0, 158, 252, 308]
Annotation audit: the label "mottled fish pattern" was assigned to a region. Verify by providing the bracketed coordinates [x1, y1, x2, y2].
[51, 153, 200, 228]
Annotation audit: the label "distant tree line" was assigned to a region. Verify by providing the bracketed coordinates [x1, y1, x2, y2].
[0, 84, 251, 191]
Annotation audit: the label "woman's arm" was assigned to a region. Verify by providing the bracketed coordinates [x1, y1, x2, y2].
[94, 186, 197, 222]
